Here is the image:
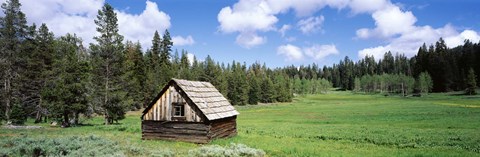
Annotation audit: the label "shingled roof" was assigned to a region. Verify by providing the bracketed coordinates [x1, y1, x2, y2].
[143, 79, 239, 121]
[173, 79, 239, 120]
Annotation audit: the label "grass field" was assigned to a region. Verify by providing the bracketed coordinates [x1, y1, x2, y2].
[1, 91, 480, 156]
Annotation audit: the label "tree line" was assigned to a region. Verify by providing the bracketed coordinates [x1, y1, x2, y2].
[282, 39, 479, 95]
[0, 0, 478, 126]
[0, 1, 297, 126]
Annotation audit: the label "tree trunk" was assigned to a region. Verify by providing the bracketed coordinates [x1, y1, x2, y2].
[104, 63, 110, 125]
[34, 97, 43, 123]
[63, 111, 70, 127]
[5, 77, 11, 121]
[74, 112, 79, 125]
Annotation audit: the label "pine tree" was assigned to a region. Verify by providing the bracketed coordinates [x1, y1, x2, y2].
[177, 50, 191, 79]
[144, 31, 162, 106]
[159, 29, 173, 84]
[90, 3, 126, 125]
[466, 68, 477, 95]
[25, 24, 55, 123]
[123, 41, 145, 110]
[260, 76, 275, 103]
[247, 69, 260, 105]
[0, 0, 29, 123]
[45, 34, 90, 126]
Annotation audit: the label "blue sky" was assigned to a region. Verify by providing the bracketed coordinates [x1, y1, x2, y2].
[13, 0, 480, 67]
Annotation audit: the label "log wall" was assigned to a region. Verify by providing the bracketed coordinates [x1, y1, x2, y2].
[143, 86, 203, 122]
[142, 120, 210, 143]
[208, 116, 237, 139]
[141, 116, 237, 143]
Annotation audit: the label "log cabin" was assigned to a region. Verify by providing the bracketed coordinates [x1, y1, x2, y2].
[141, 79, 239, 143]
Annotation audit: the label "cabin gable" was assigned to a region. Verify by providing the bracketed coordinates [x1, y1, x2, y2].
[142, 82, 205, 122]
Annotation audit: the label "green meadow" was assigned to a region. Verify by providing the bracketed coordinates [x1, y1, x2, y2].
[1, 91, 480, 156]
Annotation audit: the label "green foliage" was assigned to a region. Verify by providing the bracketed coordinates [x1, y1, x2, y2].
[0, 0, 29, 123]
[260, 76, 275, 103]
[292, 77, 332, 95]
[150, 149, 175, 157]
[43, 33, 91, 126]
[416, 72, 433, 94]
[227, 62, 249, 105]
[466, 68, 477, 95]
[188, 143, 265, 157]
[123, 41, 146, 110]
[9, 103, 26, 125]
[358, 74, 415, 96]
[354, 77, 361, 92]
[90, 3, 127, 125]
[0, 135, 124, 156]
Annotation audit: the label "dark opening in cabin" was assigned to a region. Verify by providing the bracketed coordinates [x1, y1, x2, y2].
[173, 103, 185, 117]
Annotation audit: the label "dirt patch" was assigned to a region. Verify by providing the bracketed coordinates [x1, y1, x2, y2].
[3, 125, 43, 129]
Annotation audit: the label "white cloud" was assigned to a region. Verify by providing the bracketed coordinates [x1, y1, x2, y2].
[349, 0, 391, 14]
[116, 1, 171, 50]
[297, 15, 324, 34]
[304, 44, 339, 60]
[278, 24, 291, 37]
[186, 53, 195, 65]
[217, 0, 349, 48]
[277, 44, 303, 61]
[444, 30, 480, 47]
[356, 5, 416, 39]
[16, 0, 103, 44]
[217, 0, 277, 33]
[277, 43, 339, 61]
[13, 0, 171, 50]
[353, 0, 480, 60]
[358, 25, 480, 60]
[172, 35, 195, 46]
[235, 32, 267, 48]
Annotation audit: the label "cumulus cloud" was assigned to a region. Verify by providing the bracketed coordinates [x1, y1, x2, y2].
[297, 15, 324, 34]
[172, 35, 195, 46]
[304, 44, 339, 60]
[349, 0, 391, 14]
[278, 24, 291, 37]
[15, 0, 103, 44]
[277, 44, 339, 61]
[217, 0, 349, 48]
[358, 25, 480, 60]
[355, 0, 480, 59]
[356, 5, 417, 39]
[277, 44, 303, 61]
[12, 0, 173, 50]
[235, 32, 267, 48]
[116, 1, 171, 49]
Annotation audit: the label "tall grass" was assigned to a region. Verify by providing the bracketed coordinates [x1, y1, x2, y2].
[1, 91, 479, 156]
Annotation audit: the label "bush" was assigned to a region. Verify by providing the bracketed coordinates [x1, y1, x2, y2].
[0, 135, 124, 156]
[150, 149, 175, 157]
[188, 143, 265, 157]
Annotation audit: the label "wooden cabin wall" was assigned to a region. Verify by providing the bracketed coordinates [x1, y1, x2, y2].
[142, 121, 210, 143]
[143, 86, 203, 122]
[207, 116, 237, 139]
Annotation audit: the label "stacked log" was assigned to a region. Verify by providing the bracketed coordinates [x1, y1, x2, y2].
[141, 116, 237, 143]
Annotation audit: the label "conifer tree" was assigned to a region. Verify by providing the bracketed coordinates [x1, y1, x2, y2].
[28, 24, 55, 123]
[90, 3, 126, 125]
[123, 41, 145, 110]
[45, 34, 90, 126]
[0, 0, 29, 123]
[466, 68, 477, 95]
